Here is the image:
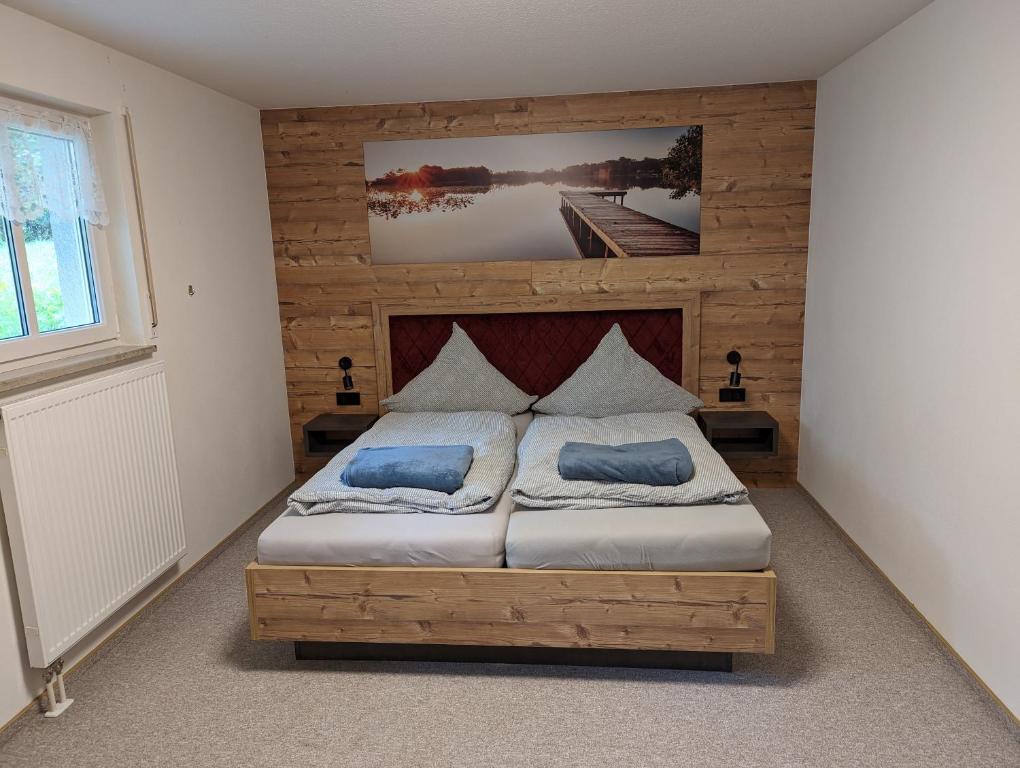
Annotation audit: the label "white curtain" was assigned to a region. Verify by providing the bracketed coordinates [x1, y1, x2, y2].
[0, 97, 109, 228]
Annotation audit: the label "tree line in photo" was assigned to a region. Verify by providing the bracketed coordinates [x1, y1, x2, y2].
[368, 126, 702, 201]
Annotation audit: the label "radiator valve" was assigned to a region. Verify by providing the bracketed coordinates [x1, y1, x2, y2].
[42, 658, 73, 718]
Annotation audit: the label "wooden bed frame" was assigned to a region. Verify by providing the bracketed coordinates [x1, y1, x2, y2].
[246, 564, 776, 654]
[247, 292, 777, 660]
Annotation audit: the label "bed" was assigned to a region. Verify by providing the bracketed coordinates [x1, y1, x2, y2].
[246, 293, 777, 663]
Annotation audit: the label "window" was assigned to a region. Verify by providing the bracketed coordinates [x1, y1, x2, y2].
[0, 98, 116, 362]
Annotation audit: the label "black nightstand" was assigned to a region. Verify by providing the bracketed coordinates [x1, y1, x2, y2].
[696, 410, 779, 458]
[302, 414, 378, 458]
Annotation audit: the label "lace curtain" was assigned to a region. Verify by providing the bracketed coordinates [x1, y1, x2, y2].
[0, 97, 109, 228]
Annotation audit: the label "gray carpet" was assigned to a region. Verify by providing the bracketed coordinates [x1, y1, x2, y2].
[1, 488, 1017, 767]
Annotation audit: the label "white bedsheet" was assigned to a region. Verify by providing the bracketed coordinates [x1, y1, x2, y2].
[258, 485, 515, 567]
[505, 498, 771, 571]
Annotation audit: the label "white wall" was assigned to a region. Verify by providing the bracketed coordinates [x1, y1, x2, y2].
[0, 6, 294, 726]
[801, 0, 1020, 717]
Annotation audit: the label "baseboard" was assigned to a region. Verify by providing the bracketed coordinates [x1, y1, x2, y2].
[795, 481, 1018, 728]
[738, 472, 796, 488]
[0, 479, 298, 740]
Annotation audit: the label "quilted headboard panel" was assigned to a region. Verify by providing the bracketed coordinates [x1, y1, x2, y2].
[388, 309, 683, 398]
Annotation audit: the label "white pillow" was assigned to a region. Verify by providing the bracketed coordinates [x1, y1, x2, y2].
[532, 324, 703, 417]
[381, 323, 537, 414]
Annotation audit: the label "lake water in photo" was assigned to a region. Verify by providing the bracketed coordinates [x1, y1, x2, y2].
[367, 182, 701, 264]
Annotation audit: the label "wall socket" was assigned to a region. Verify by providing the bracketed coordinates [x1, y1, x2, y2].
[719, 387, 746, 402]
[336, 391, 361, 406]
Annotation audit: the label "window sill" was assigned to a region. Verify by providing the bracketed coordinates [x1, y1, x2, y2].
[0, 344, 157, 397]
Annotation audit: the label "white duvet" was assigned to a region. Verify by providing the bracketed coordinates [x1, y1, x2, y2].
[511, 412, 748, 509]
[288, 411, 517, 515]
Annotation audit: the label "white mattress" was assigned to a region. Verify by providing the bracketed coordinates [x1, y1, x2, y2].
[257, 487, 514, 567]
[504, 498, 771, 571]
[256, 412, 532, 568]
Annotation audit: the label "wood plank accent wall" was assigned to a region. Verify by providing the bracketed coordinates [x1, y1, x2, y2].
[262, 80, 815, 484]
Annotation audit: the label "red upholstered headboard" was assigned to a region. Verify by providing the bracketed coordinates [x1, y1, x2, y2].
[389, 309, 684, 398]
[372, 294, 701, 408]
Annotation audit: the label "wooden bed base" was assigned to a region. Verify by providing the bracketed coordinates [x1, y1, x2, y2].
[246, 563, 776, 655]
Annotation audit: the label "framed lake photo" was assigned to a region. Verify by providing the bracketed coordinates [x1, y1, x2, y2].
[363, 125, 702, 264]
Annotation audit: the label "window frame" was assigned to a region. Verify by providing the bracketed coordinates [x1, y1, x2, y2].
[0, 122, 119, 364]
[1, 215, 119, 363]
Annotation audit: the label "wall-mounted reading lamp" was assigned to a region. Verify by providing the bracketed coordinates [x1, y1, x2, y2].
[720, 350, 746, 402]
[727, 350, 742, 387]
[339, 357, 354, 390]
[336, 357, 361, 406]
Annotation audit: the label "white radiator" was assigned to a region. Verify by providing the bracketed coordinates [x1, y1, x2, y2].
[0, 360, 186, 668]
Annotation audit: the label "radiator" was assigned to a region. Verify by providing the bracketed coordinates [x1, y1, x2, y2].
[0, 360, 186, 668]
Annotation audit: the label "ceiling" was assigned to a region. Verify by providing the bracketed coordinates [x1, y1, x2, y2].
[3, 0, 931, 109]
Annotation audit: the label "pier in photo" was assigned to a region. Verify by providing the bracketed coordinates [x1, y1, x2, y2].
[559, 190, 701, 258]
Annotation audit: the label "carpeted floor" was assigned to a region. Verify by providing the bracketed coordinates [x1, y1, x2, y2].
[1, 488, 1017, 767]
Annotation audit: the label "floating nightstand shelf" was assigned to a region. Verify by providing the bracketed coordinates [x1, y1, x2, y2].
[696, 410, 779, 458]
[302, 413, 378, 458]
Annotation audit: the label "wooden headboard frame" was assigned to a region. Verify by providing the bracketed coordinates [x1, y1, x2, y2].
[371, 292, 701, 405]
